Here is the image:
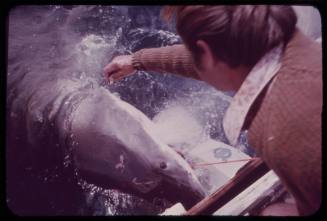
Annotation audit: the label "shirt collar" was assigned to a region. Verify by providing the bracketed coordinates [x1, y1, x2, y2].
[223, 45, 283, 146]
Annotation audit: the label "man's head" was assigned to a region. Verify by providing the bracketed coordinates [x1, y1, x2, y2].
[162, 5, 297, 90]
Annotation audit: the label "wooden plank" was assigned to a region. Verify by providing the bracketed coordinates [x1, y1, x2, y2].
[184, 158, 270, 215]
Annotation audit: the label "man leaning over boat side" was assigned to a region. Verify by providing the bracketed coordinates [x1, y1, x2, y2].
[104, 5, 322, 216]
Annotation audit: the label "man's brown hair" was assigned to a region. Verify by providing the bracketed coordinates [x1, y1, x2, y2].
[162, 5, 297, 68]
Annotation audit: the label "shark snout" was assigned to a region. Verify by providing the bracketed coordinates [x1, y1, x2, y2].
[155, 159, 206, 209]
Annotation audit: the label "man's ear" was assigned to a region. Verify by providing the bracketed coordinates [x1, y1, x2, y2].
[195, 40, 216, 71]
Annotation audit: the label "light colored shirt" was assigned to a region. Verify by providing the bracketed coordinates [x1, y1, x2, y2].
[223, 45, 283, 146]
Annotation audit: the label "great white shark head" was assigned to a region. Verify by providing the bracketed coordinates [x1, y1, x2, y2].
[69, 88, 206, 209]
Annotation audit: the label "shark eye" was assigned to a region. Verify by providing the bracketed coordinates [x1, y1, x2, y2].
[159, 162, 167, 169]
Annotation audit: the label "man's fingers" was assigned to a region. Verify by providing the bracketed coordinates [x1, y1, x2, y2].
[108, 71, 134, 84]
[106, 72, 124, 85]
[104, 55, 135, 82]
[104, 55, 135, 83]
[104, 63, 119, 78]
[113, 75, 125, 82]
[111, 71, 127, 80]
[106, 70, 120, 81]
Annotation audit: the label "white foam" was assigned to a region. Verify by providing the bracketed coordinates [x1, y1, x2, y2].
[78, 34, 110, 56]
[152, 103, 206, 150]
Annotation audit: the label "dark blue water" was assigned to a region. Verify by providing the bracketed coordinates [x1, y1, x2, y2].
[7, 5, 253, 215]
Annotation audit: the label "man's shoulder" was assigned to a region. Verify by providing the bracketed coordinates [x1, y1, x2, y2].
[265, 31, 322, 116]
[277, 30, 322, 81]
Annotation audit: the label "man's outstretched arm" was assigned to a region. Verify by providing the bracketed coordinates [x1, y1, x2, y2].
[104, 44, 199, 82]
[132, 44, 199, 79]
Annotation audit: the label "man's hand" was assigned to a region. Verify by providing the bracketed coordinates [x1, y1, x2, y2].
[103, 55, 136, 83]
